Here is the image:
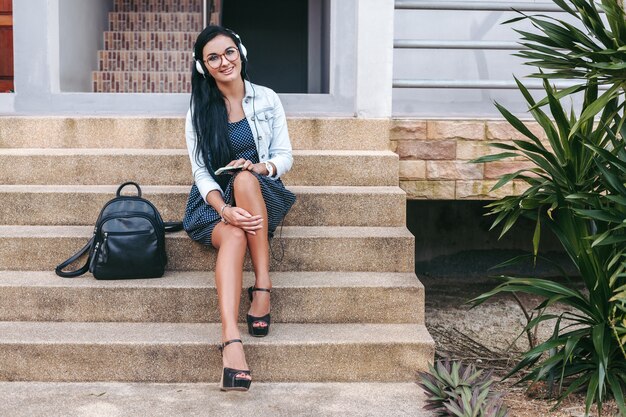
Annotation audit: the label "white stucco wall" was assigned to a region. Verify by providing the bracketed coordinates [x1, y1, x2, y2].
[356, 0, 394, 118]
[59, 0, 112, 92]
[392, 3, 585, 117]
[1, 0, 596, 118]
[5, 0, 368, 116]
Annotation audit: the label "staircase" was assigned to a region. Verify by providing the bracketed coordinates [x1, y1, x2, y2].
[0, 116, 434, 415]
[93, 0, 202, 93]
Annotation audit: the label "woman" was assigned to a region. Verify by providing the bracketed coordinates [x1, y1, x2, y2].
[183, 25, 296, 391]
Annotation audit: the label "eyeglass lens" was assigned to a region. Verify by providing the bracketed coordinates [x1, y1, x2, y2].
[206, 48, 239, 69]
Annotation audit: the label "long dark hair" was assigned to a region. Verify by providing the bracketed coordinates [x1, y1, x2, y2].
[190, 25, 248, 190]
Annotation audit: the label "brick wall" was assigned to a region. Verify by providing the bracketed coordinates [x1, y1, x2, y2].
[390, 120, 546, 200]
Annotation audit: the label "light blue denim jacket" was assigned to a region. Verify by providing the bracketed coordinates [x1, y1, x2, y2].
[186, 80, 294, 201]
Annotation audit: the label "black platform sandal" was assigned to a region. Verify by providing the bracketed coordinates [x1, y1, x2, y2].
[247, 286, 271, 337]
[218, 339, 251, 392]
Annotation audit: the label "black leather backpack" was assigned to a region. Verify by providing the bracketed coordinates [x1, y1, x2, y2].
[56, 182, 182, 279]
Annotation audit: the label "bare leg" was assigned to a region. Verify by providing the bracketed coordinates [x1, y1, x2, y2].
[233, 172, 271, 326]
[211, 222, 250, 376]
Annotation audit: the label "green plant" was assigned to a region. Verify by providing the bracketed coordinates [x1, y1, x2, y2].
[417, 360, 508, 417]
[470, 1, 626, 415]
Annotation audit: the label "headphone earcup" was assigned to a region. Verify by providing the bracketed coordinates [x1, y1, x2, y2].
[225, 28, 247, 61]
[195, 60, 205, 75]
[239, 43, 248, 60]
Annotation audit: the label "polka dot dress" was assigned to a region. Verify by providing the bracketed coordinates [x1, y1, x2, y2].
[183, 118, 296, 246]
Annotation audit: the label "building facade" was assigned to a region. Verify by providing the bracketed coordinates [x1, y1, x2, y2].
[0, 0, 569, 200]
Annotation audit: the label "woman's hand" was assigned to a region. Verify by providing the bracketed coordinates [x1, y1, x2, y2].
[227, 158, 267, 175]
[222, 206, 263, 235]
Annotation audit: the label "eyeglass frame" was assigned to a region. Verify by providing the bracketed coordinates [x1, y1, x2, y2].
[203, 47, 241, 69]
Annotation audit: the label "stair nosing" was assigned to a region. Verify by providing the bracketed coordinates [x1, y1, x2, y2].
[0, 225, 415, 239]
[0, 270, 422, 289]
[0, 184, 405, 195]
[0, 149, 397, 156]
[0, 322, 433, 345]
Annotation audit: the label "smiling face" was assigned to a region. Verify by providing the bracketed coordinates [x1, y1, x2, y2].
[202, 34, 242, 85]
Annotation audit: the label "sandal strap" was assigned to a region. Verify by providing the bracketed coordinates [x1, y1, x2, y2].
[252, 287, 271, 293]
[219, 338, 243, 352]
[224, 367, 252, 375]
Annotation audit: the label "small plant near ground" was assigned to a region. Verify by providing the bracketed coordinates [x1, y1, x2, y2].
[417, 359, 509, 417]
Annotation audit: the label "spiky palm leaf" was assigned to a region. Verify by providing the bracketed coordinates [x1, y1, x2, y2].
[470, 2, 626, 414]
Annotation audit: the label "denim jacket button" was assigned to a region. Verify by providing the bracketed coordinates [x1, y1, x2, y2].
[244, 98, 250, 103]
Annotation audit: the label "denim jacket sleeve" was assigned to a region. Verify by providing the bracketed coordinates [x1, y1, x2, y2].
[265, 89, 293, 179]
[243, 80, 293, 180]
[185, 109, 223, 202]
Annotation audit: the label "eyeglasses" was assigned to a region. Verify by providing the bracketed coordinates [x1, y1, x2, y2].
[204, 47, 240, 69]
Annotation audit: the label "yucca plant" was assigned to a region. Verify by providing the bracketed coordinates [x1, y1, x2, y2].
[417, 360, 508, 417]
[469, 1, 626, 416]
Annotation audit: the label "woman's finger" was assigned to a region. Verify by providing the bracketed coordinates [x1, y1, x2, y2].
[229, 211, 262, 226]
[241, 224, 262, 233]
[237, 217, 263, 227]
[231, 207, 252, 218]
[227, 158, 246, 167]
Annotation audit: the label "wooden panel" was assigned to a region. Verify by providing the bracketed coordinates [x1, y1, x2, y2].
[0, 0, 12, 13]
[0, 0, 12, 91]
[0, 28, 12, 75]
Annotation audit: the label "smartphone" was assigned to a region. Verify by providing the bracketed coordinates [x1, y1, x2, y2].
[215, 165, 245, 175]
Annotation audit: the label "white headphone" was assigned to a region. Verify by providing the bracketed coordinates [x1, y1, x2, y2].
[194, 29, 247, 76]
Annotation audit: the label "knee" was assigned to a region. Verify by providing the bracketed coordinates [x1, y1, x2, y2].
[222, 226, 247, 247]
[233, 171, 260, 194]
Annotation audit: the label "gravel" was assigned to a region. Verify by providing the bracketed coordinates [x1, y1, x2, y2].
[419, 250, 621, 417]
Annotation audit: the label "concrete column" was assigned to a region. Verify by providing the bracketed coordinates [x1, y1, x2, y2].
[355, 0, 394, 118]
[13, 0, 56, 102]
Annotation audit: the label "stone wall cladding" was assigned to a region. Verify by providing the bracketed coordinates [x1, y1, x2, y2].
[391, 119, 541, 200]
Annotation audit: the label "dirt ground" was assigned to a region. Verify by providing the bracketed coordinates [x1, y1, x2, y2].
[418, 250, 622, 417]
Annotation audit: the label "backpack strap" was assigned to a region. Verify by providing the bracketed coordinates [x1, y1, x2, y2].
[55, 221, 180, 278]
[164, 221, 184, 233]
[55, 237, 94, 278]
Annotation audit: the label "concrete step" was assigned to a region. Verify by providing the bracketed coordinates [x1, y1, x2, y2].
[113, 0, 202, 13]
[0, 322, 434, 382]
[93, 71, 191, 93]
[108, 12, 202, 32]
[0, 149, 399, 187]
[98, 50, 193, 72]
[0, 226, 415, 272]
[103, 31, 196, 51]
[0, 271, 424, 324]
[0, 381, 433, 417]
[0, 117, 391, 151]
[0, 185, 405, 227]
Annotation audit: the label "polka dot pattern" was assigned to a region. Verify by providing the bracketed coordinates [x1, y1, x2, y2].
[183, 118, 296, 246]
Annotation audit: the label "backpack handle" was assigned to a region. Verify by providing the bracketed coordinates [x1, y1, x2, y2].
[117, 181, 142, 198]
[55, 237, 94, 278]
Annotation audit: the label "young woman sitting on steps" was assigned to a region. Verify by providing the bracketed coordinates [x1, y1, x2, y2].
[183, 25, 296, 392]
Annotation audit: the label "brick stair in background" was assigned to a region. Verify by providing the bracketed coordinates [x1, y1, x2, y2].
[93, 0, 202, 92]
[113, 0, 202, 13]
[0, 116, 435, 415]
